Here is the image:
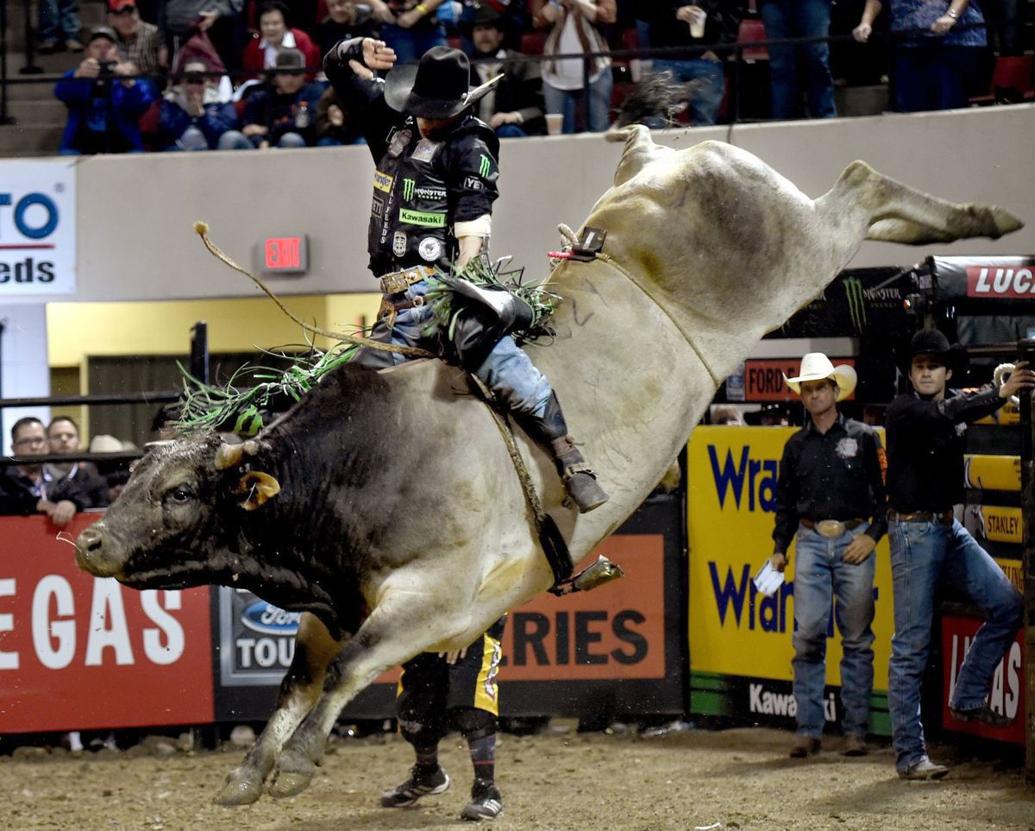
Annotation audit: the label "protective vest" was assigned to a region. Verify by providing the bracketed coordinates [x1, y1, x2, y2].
[367, 115, 499, 277]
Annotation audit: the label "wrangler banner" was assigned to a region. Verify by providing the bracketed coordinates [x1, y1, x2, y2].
[687, 427, 895, 734]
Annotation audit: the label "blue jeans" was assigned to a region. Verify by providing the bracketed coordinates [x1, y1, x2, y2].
[893, 46, 981, 113]
[888, 518, 1022, 772]
[792, 525, 875, 738]
[381, 24, 447, 65]
[38, 0, 80, 42]
[543, 72, 614, 134]
[759, 0, 836, 119]
[356, 279, 553, 416]
[652, 58, 726, 127]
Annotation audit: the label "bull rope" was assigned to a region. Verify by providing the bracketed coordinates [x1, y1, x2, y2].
[194, 221, 556, 567]
[193, 221, 434, 360]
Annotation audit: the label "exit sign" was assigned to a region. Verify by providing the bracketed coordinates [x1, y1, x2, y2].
[261, 235, 308, 274]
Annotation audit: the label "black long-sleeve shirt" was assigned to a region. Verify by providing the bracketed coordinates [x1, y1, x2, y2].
[772, 414, 888, 556]
[0, 466, 88, 516]
[885, 386, 1005, 512]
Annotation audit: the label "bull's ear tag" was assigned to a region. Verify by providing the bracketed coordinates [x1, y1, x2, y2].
[235, 471, 281, 511]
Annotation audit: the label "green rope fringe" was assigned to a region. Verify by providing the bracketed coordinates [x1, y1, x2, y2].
[172, 256, 558, 438]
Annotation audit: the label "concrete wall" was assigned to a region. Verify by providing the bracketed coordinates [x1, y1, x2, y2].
[54, 104, 1035, 303]
[0, 305, 50, 453]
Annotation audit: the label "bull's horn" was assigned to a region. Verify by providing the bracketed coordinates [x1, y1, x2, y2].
[214, 443, 246, 471]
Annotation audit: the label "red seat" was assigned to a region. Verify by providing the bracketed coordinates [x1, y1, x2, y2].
[992, 55, 1035, 99]
[737, 18, 768, 63]
[520, 31, 546, 56]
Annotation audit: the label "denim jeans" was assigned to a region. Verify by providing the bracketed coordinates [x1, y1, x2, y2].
[543, 71, 614, 134]
[759, 0, 836, 119]
[381, 24, 447, 65]
[652, 58, 726, 126]
[38, 0, 80, 42]
[792, 524, 875, 739]
[893, 46, 981, 113]
[888, 518, 1022, 772]
[355, 279, 553, 417]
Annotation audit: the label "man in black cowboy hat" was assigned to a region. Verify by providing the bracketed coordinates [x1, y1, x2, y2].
[885, 328, 1034, 780]
[323, 38, 607, 514]
[464, 6, 546, 137]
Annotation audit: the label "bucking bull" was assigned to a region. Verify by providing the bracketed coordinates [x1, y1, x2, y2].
[75, 126, 1021, 805]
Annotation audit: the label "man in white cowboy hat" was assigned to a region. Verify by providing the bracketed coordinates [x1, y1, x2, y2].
[885, 329, 1035, 780]
[770, 352, 887, 759]
[323, 39, 608, 513]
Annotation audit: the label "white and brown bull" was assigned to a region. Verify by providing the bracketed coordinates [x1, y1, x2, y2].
[74, 126, 1021, 805]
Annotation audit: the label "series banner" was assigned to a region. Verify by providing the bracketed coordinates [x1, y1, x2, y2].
[0, 514, 214, 733]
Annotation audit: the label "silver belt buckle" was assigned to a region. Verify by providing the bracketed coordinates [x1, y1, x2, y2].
[816, 519, 845, 538]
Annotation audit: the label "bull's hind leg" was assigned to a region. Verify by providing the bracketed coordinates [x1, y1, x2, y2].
[214, 613, 346, 806]
[822, 160, 1023, 245]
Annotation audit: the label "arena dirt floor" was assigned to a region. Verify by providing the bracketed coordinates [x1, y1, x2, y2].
[0, 724, 1032, 830]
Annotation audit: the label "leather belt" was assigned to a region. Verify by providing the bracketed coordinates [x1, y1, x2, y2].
[889, 509, 953, 526]
[379, 265, 435, 295]
[800, 518, 864, 538]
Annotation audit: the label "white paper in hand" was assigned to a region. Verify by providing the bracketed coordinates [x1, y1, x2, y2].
[753, 560, 785, 597]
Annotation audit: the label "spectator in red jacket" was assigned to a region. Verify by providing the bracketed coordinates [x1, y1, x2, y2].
[242, 0, 321, 76]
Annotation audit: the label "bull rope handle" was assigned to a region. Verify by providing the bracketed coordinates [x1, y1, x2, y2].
[193, 221, 434, 359]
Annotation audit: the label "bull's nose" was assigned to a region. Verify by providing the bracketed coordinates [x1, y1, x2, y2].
[74, 526, 120, 576]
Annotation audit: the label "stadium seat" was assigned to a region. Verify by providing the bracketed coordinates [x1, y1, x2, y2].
[737, 18, 768, 63]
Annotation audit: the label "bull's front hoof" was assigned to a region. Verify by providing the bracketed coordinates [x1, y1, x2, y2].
[989, 206, 1024, 237]
[268, 753, 317, 799]
[213, 767, 265, 806]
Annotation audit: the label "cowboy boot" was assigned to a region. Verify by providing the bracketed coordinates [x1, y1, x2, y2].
[520, 393, 609, 514]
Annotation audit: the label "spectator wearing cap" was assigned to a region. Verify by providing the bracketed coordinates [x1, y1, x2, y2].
[770, 353, 885, 760]
[37, 0, 83, 54]
[243, 1, 322, 78]
[645, 0, 746, 127]
[466, 6, 546, 137]
[241, 48, 326, 147]
[108, 0, 168, 75]
[885, 330, 1034, 780]
[158, 58, 249, 149]
[55, 26, 157, 154]
[316, 0, 393, 55]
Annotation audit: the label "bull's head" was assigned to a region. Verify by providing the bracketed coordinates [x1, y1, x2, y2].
[74, 435, 281, 589]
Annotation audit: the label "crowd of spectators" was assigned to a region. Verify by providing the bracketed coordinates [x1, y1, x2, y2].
[48, 0, 1032, 154]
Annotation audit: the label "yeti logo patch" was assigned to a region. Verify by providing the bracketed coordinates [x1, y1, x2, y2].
[392, 231, 407, 258]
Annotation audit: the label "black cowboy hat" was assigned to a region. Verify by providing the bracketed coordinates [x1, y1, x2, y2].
[901, 328, 969, 374]
[384, 46, 500, 119]
[463, 5, 507, 34]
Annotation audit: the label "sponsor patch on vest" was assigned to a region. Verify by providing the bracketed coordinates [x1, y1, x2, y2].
[399, 208, 446, 227]
[373, 170, 393, 193]
[393, 231, 407, 257]
[836, 437, 858, 459]
[464, 176, 484, 191]
[411, 138, 441, 163]
[402, 177, 416, 201]
[418, 236, 444, 262]
[371, 196, 385, 218]
[387, 130, 410, 157]
[415, 185, 447, 201]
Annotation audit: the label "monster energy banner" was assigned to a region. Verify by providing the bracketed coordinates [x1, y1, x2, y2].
[774, 267, 908, 340]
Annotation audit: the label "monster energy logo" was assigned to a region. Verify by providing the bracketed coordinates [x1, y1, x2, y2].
[402, 178, 415, 201]
[843, 276, 867, 333]
[478, 154, 492, 178]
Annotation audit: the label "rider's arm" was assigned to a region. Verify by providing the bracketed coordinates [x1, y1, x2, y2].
[323, 37, 403, 160]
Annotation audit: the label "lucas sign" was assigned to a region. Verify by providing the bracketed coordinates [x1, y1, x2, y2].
[0, 160, 76, 295]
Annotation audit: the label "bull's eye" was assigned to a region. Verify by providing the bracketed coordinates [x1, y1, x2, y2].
[169, 486, 194, 504]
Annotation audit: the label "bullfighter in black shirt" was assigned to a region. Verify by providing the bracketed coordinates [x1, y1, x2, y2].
[770, 353, 886, 760]
[885, 329, 1034, 780]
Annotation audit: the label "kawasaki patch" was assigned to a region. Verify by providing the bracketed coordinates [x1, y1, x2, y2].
[399, 208, 446, 227]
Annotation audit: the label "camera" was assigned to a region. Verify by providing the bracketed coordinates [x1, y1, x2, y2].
[98, 60, 117, 76]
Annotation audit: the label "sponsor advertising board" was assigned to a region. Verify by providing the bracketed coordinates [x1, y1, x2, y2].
[0, 160, 76, 295]
[0, 515, 214, 732]
[687, 427, 895, 734]
[213, 496, 686, 721]
[743, 359, 856, 403]
[941, 615, 1024, 745]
